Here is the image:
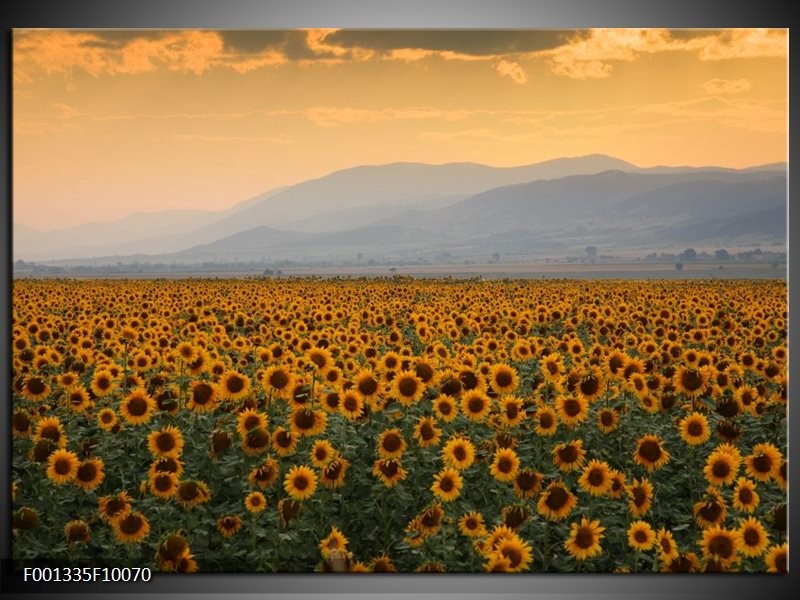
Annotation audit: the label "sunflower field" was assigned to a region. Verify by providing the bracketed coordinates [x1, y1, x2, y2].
[11, 278, 787, 573]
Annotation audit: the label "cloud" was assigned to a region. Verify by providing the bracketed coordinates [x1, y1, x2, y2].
[495, 60, 527, 84]
[304, 106, 472, 127]
[701, 78, 752, 95]
[696, 29, 786, 60]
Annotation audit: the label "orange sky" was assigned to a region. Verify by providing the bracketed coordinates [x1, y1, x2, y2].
[13, 28, 788, 231]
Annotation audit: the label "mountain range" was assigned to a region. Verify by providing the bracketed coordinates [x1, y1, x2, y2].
[14, 154, 786, 266]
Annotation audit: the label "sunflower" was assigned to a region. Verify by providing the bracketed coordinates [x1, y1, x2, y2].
[236, 408, 268, 439]
[744, 443, 782, 482]
[533, 406, 558, 436]
[271, 427, 298, 456]
[377, 428, 406, 460]
[578, 460, 613, 497]
[147, 425, 184, 459]
[656, 528, 679, 563]
[555, 394, 589, 427]
[46, 449, 79, 485]
[731, 477, 760, 513]
[540, 352, 565, 383]
[737, 517, 769, 558]
[678, 412, 710, 446]
[216, 515, 243, 537]
[537, 481, 577, 521]
[353, 369, 380, 403]
[693, 487, 728, 528]
[596, 407, 619, 434]
[244, 491, 267, 513]
[64, 520, 90, 545]
[306, 347, 334, 375]
[552, 439, 586, 472]
[119, 388, 156, 426]
[700, 525, 739, 565]
[565, 516, 605, 561]
[113, 511, 150, 543]
[74, 457, 105, 491]
[310, 439, 337, 468]
[512, 469, 542, 499]
[575, 370, 605, 403]
[372, 459, 407, 487]
[284, 465, 317, 501]
[673, 366, 710, 400]
[633, 434, 670, 471]
[90, 369, 117, 398]
[319, 526, 349, 559]
[627, 478, 653, 517]
[492, 535, 533, 572]
[66, 387, 92, 412]
[149, 471, 178, 499]
[703, 448, 741, 486]
[289, 407, 327, 437]
[413, 416, 442, 448]
[442, 436, 476, 470]
[489, 448, 520, 483]
[432, 395, 458, 423]
[497, 396, 525, 428]
[149, 456, 184, 479]
[661, 552, 701, 573]
[248, 458, 280, 489]
[627, 520, 656, 551]
[488, 363, 519, 395]
[11, 410, 32, 438]
[459, 511, 487, 538]
[98, 491, 132, 523]
[391, 371, 424, 406]
[431, 468, 463, 502]
[460, 390, 491, 422]
[260, 365, 295, 400]
[369, 553, 397, 573]
[187, 381, 219, 413]
[484, 555, 513, 573]
[176, 480, 211, 510]
[241, 427, 271, 456]
[321, 457, 350, 489]
[33, 416, 67, 448]
[764, 543, 787, 573]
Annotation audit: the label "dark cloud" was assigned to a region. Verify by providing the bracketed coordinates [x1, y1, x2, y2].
[322, 30, 575, 56]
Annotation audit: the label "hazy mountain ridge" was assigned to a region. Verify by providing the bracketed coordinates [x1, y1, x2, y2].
[14, 155, 787, 266]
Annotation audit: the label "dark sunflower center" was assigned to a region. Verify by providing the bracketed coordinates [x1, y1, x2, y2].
[453, 446, 467, 461]
[358, 377, 378, 396]
[343, 396, 359, 412]
[753, 454, 772, 473]
[439, 477, 455, 492]
[421, 509, 442, 528]
[708, 535, 733, 558]
[495, 371, 513, 387]
[563, 399, 581, 417]
[712, 460, 730, 478]
[459, 371, 478, 390]
[106, 499, 124, 516]
[325, 460, 343, 479]
[27, 378, 46, 394]
[379, 461, 399, 477]
[276, 431, 293, 447]
[681, 370, 703, 391]
[580, 376, 599, 395]
[294, 410, 315, 430]
[468, 397, 485, 414]
[699, 501, 722, 522]
[40, 425, 61, 442]
[178, 482, 199, 501]
[441, 378, 462, 396]
[77, 462, 97, 481]
[156, 433, 176, 451]
[54, 458, 72, 475]
[600, 411, 614, 426]
[517, 471, 538, 490]
[70, 392, 85, 406]
[587, 468, 604, 486]
[416, 363, 434, 382]
[226, 375, 244, 393]
[539, 413, 554, 429]
[247, 428, 269, 447]
[632, 487, 647, 507]
[398, 377, 418, 397]
[292, 475, 308, 491]
[119, 514, 143, 535]
[315, 447, 328, 461]
[575, 527, 595, 549]
[383, 433, 402, 452]
[438, 401, 453, 415]
[96, 377, 110, 390]
[501, 546, 522, 567]
[558, 445, 578, 463]
[127, 397, 147, 416]
[160, 536, 187, 560]
[505, 404, 519, 419]
[155, 475, 173, 492]
[66, 523, 87, 541]
[743, 529, 760, 546]
[244, 415, 260, 430]
[420, 422, 435, 440]
[546, 361, 559, 375]
[13, 412, 30, 431]
[638, 440, 662, 462]
[634, 530, 648, 543]
[498, 457, 513, 473]
[774, 553, 787, 573]
[688, 421, 703, 436]
[738, 488, 753, 503]
[546, 486, 568, 510]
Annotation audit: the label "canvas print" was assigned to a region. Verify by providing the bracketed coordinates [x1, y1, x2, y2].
[11, 29, 787, 574]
